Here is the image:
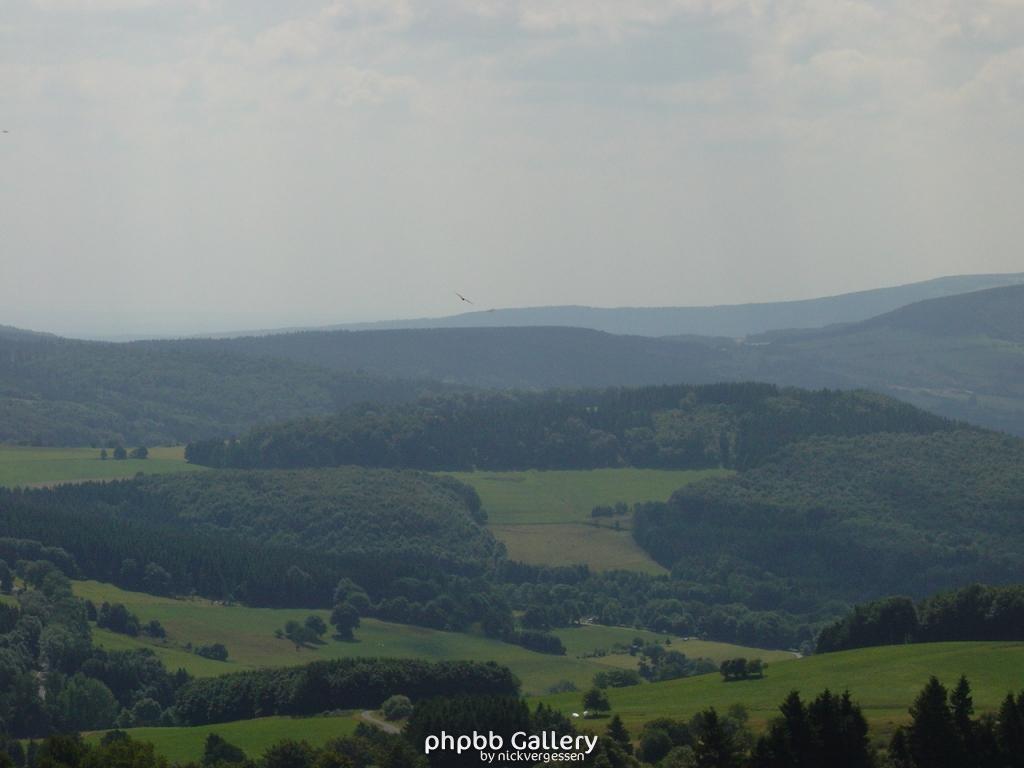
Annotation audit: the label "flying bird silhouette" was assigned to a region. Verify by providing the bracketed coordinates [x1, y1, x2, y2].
[455, 292, 474, 305]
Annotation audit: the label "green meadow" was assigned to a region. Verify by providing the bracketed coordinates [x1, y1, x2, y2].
[0, 445, 199, 487]
[85, 634, 1024, 758]
[85, 714, 360, 764]
[542, 641, 1024, 738]
[448, 468, 731, 573]
[73, 581, 784, 696]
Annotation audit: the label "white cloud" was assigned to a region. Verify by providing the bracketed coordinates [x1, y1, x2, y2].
[30, 0, 209, 11]
[2, 0, 1024, 335]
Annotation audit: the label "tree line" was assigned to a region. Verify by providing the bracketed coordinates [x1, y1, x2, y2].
[173, 658, 521, 725]
[817, 584, 1024, 653]
[185, 383, 951, 472]
[1, 723, 425, 768]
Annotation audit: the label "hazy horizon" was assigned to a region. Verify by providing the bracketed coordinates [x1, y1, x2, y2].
[4, 268, 1021, 340]
[4, 1, 1024, 337]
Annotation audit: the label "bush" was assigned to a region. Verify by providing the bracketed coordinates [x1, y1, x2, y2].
[96, 602, 140, 637]
[381, 694, 413, 721]
[546, 680, 578, 694]
[594, 669, 642, 688]
[509, 629, 565, 655]
[202, 734, 245, 766]
[720, 658, 763, 681]
[195, 643, 229, 662]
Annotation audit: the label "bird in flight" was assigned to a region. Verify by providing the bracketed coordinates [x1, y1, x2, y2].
[455, 292, 474, 305]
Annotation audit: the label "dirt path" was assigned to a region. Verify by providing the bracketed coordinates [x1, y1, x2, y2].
[359, 710, 402, 734]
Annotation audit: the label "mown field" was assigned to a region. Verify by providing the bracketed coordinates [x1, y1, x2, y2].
[448, 468, 731, 573]
[73, 581, 786, 696]
[542, 641, 1024, 740]
[0, 445, 199, 487]
[85, 714, 360, 764]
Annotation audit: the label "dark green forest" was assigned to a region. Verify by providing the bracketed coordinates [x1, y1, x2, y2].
[0, 471, 517, 634]
[106, 469, 497, 574]
[0, 334, 443, 446]
[634, 430, 1024, 610]
[816, 584, 1024, 653]
[185, 383, 952, 471]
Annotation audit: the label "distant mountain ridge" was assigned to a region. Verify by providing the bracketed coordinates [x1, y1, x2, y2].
[40, 271, 1023, 342]
[3, 275, 1024, 445]
[322, 272, 1024, 339]
[192, 283, 1024, 435]
[739, 283, 1024, 433]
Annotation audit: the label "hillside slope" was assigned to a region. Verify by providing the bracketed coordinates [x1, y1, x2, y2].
[184, 284, 1024, 435]
[634, 429, 1024, 607]
[0, 334, 443, 445]
[744, 284, 1024, 433]
[176, 326, 733, 389]
[541, 641, 1024, 733]
[4, 280, 1024, 445]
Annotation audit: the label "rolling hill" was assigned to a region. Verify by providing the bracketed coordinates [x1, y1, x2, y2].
[0, 332, 446, 445]
[633, 429, 1024, 609]
[182, 383, 1024, 627]
[541, 641, 1024, 736]
[4, 278, 1024, 447]
[72, 580, 791, 696]
[176, 284, 1024, 435]
[175, 326, 734, 389]
[738, 283, 1024, 433]
[199, 284, 1024, 435]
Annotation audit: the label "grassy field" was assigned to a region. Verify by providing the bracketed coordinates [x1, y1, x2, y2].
[448, 468, 731, 573]
[555, 624, 795, 666]
[81, 636, 1024, 758]
[542, 641, 1024, 739]
[0, 445, 199, 487]
[85, 714, 360, 763]
[73, 581, 785, 696]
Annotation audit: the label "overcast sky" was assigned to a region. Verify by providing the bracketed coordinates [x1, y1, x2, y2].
[2, 0, 1023, 337]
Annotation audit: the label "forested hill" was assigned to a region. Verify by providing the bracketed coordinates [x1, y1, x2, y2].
[0, 468, 500, 610]
[170, 326, 733, 389]
[0, 333, 444, 445]
[832, 282, 1024, 341]
[5, 281, 1024, 446]
[741, 284, 1024, 434]
[0, 324, 54, 341]
[179, 284, 1024, 435]
[185, 383, 954, 471]
[633, 429, 1024, 610]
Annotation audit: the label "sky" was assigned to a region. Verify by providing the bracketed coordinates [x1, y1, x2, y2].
[2, 0, 1024, 338]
